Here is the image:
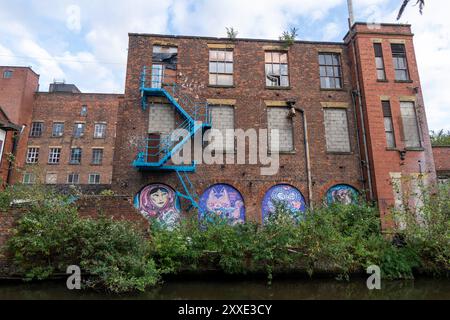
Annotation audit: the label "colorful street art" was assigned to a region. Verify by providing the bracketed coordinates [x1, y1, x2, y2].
[134, 184, 181, 230]
[326, 184, 359, 205]
[262, 184, 307, 223]
[199, 184, 246, 225]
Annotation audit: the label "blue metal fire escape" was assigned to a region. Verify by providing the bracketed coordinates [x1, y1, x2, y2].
[133, 66, 211, 209]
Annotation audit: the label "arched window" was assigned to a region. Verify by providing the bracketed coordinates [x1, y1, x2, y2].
[262, 184, 307, 223]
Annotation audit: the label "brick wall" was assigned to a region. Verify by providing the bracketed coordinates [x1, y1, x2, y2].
[113, 34, 364, 223]
[23, 92, 122, 186]
[267, 107, 294, 152]
[149, 103, 176, 138]
[323, 108, 351, 153]
[433, 146, 450, 179]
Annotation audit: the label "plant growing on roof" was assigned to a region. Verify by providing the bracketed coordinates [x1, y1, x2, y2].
[226, 27, 239, 41]
[279, 27, 299, 48]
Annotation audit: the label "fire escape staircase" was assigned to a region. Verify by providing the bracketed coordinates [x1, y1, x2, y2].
[132, 66, 211, 209]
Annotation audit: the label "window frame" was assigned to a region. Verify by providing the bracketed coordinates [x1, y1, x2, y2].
[52, 122, 65, 138]
[26, 147, 40, 164]
[70, 148, 82, 165]
[382, 101, 396, 149]
[23, 173, 36, 185]
[48, 147, 62, 165]
[94, 123, 107, 139]
[81, 105, 88, 117]
[374, 43, 387, 81]
[209, 49, 234, 87]
[92, 148, 104, 165]
[67, 173, 80, 185]
[88, 173, 101, 185]
[265, 51, 290, 88]
[3, 70, 13, 79]
[30, 122, 44, 138]
[400, 101, 422, 149]
[319, 53, 343, 90]
[73, 123, 85, 138]
[391, 44, 410, 81]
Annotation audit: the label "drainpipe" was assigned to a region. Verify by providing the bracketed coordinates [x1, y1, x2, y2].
[348, 30, 374, 200]
[290, 106, 313, 210]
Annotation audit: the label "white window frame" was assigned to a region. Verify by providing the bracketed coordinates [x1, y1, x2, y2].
[26, 147, 40, 164]
[94, 123, 107, 139]
[92, 148, 104, 165]
[67, 173, 80, 185]
[48, 148, 61, 164]
[88, 173, 101, 185]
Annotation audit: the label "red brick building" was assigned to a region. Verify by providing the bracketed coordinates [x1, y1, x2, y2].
[0, 23, 440, 228]
[433, 147, 450, 183]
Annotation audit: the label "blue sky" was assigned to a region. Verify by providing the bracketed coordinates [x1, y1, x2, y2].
[0, 0, 449, 130]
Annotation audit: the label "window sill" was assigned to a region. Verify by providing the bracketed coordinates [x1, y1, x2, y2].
[208, 85, 235, 89]
[94, 137, 107, 140]
[405, 147, 425, 152]
[386, 148, 399, 152]
[69, 163, 81, 166]
[265, 86, 291, 90]
[394, 80, 413, 83]
[47, 163, 60, 166]
[91, 163, 103, 166]
[51, 136, 64, 138]
[377, 79, 389, 83]
[320, 88, 345, 92]
[326, 151, 353, 155]
[269, 150, 296, 155]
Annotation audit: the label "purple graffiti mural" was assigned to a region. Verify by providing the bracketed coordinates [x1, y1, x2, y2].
[327, 185, 359, 205]
[134, 184, 181, 230]
[262, 184, 307, 223]
[199, 184, 245, 225]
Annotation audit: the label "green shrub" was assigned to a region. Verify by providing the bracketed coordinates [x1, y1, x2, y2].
[8, 204, 159, 293]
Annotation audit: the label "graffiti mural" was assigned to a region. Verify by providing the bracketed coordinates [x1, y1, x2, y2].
[262, 184, 307, 223]
[326, 185, 359, 205]
[134, 184, 181, 230]
[199, 184, 245, 225]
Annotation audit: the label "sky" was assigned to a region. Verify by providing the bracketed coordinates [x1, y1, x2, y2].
[0, 0, 449, 131]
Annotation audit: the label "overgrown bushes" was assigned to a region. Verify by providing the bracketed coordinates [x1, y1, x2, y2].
[1, 182, 448, 294]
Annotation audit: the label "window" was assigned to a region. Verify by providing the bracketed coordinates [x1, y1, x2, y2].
[48, 148, 61, 164]
[26, 147, 40, 164]
[391, 44, 410, 81]
[382, 101, 396, 148]
[81, 105, 88, 116]
[89, 173, 101, 185]
[52, 123, 65, 137]
[319, 53, 343, 89]
[92, 149, 104, 165]
[30, 122, 44, 137]
[94, 123, 107, 139]
[73, 123, 85, 138]
[323, 108, 351, 153]
[208, 105, 235, 152]
[46, 173, 58, 185]
[209, 49, 234, 86]
[400, 101, 421, 148]
[70, 148, 82, 165]
[374, 43, 386, 81]
[3, 70, 13, 79]
[23, 173, 36, 185]
[68, 173, 80, 185]
[265, 51, 289, 87]
[267, 107, 294, 152]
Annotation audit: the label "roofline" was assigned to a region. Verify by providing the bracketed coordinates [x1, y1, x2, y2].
[128, 33, 345, 46]
[0, 66, 40, 77]
[36, 91, 124, 97]
[343, 21, 413, 41]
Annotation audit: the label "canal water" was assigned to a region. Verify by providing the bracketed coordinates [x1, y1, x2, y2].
[1, 277, 449, 300]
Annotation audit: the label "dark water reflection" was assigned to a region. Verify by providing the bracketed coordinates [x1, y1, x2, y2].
[0, 278, 449, 300]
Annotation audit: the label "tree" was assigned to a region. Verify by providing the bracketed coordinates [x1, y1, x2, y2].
[430, 130, 450, 147]
[397, 0, 425, 20]
[226, 27, 238, 40]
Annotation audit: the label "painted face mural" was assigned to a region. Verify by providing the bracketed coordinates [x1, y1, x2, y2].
[327, 185, 359, 205]
[262, 184, 307, 223]
[134, 184, 181, 230]
[199, 184, 245, 225]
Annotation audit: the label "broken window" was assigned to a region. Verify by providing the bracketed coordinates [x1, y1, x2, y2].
[152, 46, 178, 88]
[209, 49, 234, 86]
[265, 52, 289, 87]
[382, 101, 396, 148]
[391, 44, 410, 81]
[400, 101, 421, 148]
[374, 43, 386, 81]
[319, 53, 343, 89]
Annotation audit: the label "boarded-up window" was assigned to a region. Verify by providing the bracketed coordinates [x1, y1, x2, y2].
[209, 105, 235, 152]
[324, 108, 351, 153]
[267, 107, 294, 152]
[148, 103, 176, 140]
[400, 102, 421, 148]
[46, 173, 58, 185]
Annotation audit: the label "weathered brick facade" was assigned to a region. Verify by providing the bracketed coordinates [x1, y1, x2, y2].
[0, 23, 440, 228]
[433, 146, 450, 182]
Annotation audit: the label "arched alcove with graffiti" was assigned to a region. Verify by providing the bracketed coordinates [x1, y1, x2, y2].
[134, 184, 181, 230]
[326, 184, 359, 205]
[262, 184, 307, 223]
[198, 184, 246, 225]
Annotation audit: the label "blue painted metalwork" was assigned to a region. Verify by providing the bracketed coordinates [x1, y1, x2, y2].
[134, 66, 212, 209]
